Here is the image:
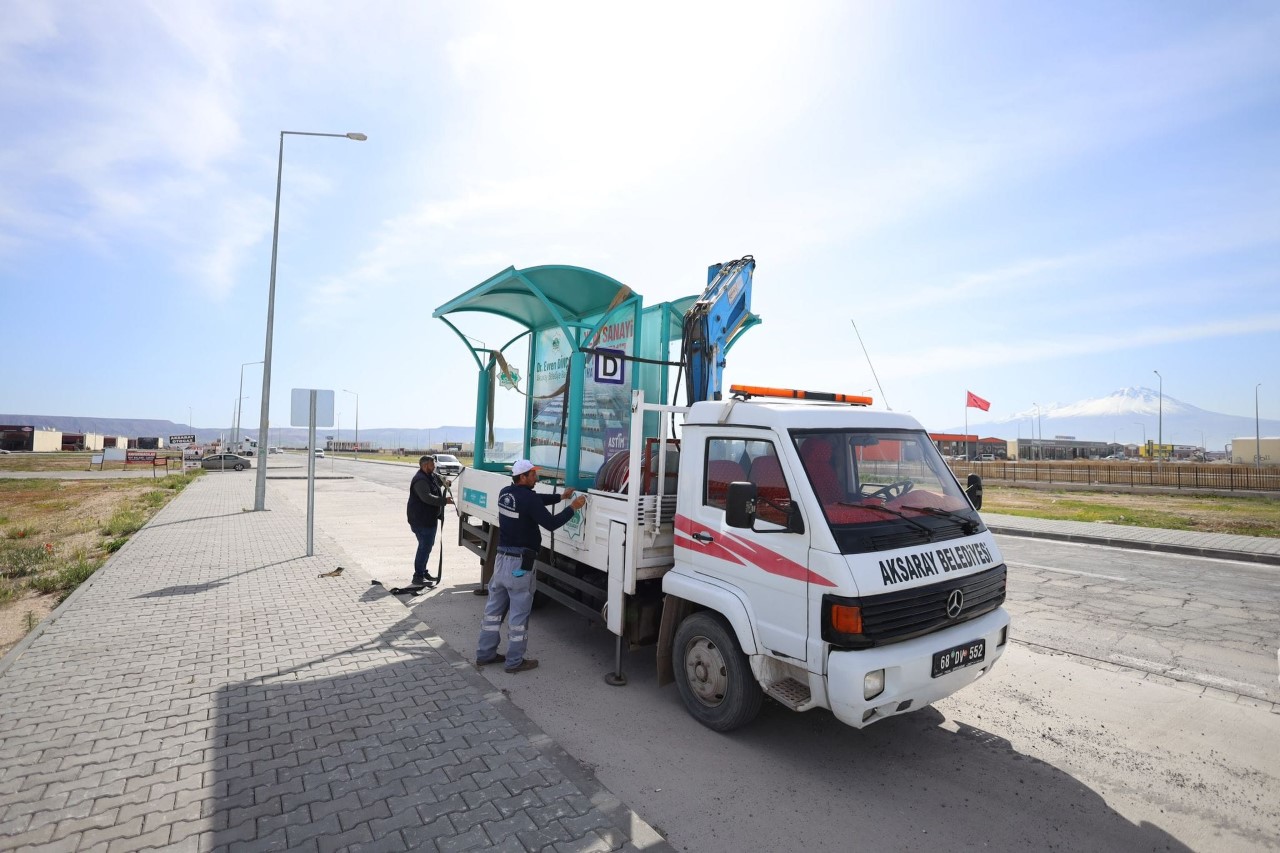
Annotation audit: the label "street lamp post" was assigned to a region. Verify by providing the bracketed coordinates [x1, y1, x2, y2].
[253, 130, 367, 511]
[1032, 404, 1042, 461]
[343, 389, 359, 461]
[1257, 383, 1263, 471]
[1153, 370, 1163, 462]
[235, 360, 263, 445]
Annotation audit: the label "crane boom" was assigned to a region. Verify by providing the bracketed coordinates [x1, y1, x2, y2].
[682, 255, 756, 403]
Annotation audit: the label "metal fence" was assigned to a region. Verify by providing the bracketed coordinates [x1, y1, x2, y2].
[951, 461, 1280, 493]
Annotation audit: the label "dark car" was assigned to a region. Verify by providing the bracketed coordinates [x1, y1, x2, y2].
[201, 453, 253, 471]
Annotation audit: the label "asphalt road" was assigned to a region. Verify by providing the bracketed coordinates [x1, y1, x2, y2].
[276, 455, 1280, 851]
[999, 537, 1280, 703]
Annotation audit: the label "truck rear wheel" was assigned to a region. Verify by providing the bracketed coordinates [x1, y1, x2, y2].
[673, 611, 762, 732]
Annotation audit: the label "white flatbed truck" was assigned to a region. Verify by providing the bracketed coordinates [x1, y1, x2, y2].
[439, 258, 1008, 731]
[455, 385, 1009, 730]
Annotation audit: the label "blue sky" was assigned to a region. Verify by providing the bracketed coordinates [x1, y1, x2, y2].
[2, 1, 1277, 438]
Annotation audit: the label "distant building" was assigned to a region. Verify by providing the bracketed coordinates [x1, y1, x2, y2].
[0, 425, 61, 452]
[1007, 437, 1114, 461]
[1231, 437, 1280, 467]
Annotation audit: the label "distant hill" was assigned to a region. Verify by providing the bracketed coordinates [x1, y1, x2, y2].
[0, 415, 523, 449]
[13, 387, 1273, 453]
[942, 387, 1280, 451]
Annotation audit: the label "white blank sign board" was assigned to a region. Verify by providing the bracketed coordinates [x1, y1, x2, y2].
[290, 389, 335, 427]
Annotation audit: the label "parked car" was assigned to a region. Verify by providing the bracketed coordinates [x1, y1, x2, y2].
[201, 453, 253, 471]
[433, 453, 464, 477]
[978, 453, 997, 462]
[314, 448, 325, 458]
[0, 449, 11, 454]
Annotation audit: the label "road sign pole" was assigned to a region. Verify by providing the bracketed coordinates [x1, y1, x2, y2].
[307, 391, 317, 557]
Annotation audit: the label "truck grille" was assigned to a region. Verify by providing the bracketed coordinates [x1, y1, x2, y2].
[859, 565, 1006, 646]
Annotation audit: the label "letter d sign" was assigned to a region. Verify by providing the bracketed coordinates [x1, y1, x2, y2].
[594, 347, 625, 385]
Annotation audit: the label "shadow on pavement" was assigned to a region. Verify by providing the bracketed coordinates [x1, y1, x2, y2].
[132, 557, 310, 599]
[207, 611, 638, 851]
[142, 510, 252, 531]
[731, 700, 1194, 851]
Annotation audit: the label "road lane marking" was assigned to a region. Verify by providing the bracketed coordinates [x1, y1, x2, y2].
[1007, 561, 1129, 582]
[1018, 640, 1272, 702]
[1109, 653, 1265, 696]
[996, 535, 1273, 569]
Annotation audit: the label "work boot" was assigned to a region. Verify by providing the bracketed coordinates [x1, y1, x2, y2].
[475, 653, 505, 667]
[411, 576, 425, 586]
[504, 659, 538, 673]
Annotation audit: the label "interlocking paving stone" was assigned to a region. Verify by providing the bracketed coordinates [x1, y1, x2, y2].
[0, 474, 670, 853]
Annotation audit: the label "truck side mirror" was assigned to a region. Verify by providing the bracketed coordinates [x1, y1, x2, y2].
[965, 473, 983, 510]
[725, 481, 757, 528]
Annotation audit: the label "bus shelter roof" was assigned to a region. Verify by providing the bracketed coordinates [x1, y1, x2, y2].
[433, 264, 632, 333]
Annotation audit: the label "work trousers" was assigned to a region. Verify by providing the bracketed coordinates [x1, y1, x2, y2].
[411, 523, 438, 583]
[476, 552, 535, 670]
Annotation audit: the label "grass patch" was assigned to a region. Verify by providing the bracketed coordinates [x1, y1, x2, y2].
[102, 509, 146, 536]
[983, 487, 1280, 537]
[28, 555, 100, 600]
[0, 541, 52, 579]
[0, 472, 202, 652]
[156, 473, 200, 490]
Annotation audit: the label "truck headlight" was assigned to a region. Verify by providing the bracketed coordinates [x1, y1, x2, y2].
[864, 669, 885, 701]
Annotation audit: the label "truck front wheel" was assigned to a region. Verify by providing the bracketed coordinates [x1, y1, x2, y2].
[673, 612, 762, 732]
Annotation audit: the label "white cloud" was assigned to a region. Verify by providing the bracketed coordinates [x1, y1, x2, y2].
[889, 313, 1280, 378]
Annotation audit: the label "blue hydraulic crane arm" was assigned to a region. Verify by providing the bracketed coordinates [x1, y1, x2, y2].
[682, 255, 757, 403]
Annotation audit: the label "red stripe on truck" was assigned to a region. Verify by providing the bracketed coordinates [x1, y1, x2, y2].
[674, 514, 835, 587]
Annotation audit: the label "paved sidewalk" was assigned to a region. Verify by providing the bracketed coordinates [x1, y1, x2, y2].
[984, 512, 1280, 566]
[0, 474, 669, 853]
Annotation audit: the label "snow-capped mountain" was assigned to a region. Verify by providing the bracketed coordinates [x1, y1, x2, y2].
[943, 388, 1278, 451]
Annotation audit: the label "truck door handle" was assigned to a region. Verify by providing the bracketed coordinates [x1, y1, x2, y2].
[692, 532, 714, 544]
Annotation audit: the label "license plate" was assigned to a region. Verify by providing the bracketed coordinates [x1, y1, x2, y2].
[931, 639, 986, 678]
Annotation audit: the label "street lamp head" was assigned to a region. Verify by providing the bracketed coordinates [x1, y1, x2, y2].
[346, 133, 368, 141]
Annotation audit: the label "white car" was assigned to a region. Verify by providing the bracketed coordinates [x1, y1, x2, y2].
[433, 453, 463, 477]
[314, 448, 325, 458]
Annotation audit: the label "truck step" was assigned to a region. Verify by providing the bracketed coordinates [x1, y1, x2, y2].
[765, 677, 812, 711]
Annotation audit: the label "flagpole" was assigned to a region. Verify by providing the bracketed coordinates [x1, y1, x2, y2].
[964, 396, 969, 460]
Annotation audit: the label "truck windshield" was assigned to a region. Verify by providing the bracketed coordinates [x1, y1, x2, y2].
[791, 429, 984, 554]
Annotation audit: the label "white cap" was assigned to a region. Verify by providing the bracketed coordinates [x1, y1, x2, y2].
[511, 459, 536, 476]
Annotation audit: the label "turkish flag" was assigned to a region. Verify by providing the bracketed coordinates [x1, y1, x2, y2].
[966, 391, 991, 411]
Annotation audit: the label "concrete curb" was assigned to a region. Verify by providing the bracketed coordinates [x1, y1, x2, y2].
[987, 524, 1280, 567]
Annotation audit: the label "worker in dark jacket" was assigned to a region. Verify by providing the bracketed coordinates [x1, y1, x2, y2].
[476, 459, 586, 673]
[406, 455, 451, 585]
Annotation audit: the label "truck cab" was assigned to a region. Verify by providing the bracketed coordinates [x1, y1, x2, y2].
[660, 393, 1008, 729]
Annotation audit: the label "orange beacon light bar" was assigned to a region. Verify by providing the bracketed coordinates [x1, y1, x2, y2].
[729, 384, 873, 406]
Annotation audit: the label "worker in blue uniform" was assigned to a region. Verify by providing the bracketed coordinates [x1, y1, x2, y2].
[476, 459, 586, 673]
